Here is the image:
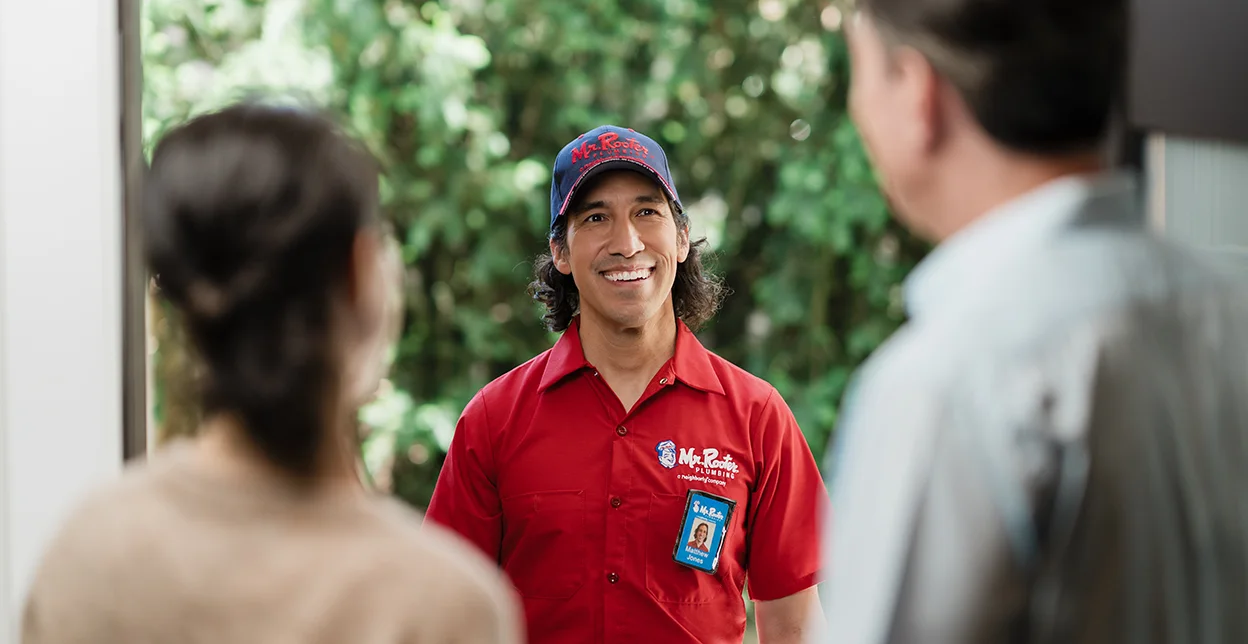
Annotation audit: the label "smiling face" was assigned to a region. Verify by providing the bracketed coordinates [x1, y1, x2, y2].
[552, 170, 690, 332]
[694, 522, 708, 545]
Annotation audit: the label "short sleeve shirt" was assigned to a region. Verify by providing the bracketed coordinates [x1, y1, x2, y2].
[426, 318, 828, 643]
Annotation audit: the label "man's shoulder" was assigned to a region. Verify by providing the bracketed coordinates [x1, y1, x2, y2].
[979, 229, 1248, 351]
[866, 232, 1248, 400]
[852, 321, 937, 383]
[473, 346, 557, 406]
[1020, 224, 1239, 308]
[699, 348, 781, 403]
[833, 332, 936, 416]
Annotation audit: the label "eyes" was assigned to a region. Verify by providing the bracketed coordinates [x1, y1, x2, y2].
[583, 208, 660, 224]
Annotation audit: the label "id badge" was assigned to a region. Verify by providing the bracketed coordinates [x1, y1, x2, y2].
[672, 489, 736, 574]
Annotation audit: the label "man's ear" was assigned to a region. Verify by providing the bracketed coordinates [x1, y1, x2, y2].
[550, 236, 573, 275]
[677, 224, 691, 263]
[893, 45, 945, 156]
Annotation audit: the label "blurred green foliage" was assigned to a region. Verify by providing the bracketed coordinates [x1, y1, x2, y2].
[143, 0, 926, 509]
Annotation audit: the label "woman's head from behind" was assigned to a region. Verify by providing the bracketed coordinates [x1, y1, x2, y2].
[145, 102, 392, 481]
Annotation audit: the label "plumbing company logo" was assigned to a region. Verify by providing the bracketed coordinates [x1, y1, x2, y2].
[655, 440, 741, 487]
[691, 499, 726, 522]
[656, 440, 678, 469]
[570, 132, 651, 166]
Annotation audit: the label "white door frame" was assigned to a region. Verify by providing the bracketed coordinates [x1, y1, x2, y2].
[0, 0, 128, 640]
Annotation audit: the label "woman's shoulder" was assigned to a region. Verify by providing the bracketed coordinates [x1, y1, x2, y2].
[22, 449, 191, 626]
[360, 495, 503, 580]
[352, 497, 524, 641]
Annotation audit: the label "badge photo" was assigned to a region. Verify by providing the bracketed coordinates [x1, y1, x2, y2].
[672, 489, 736, 574]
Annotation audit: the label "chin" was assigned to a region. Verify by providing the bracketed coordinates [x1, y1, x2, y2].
[604, 312, 653, 330]
[580, 282, 676, 330]
[597, 303, 666, 330]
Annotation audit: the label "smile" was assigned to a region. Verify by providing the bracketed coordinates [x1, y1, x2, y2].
[601, 267, 654, 283]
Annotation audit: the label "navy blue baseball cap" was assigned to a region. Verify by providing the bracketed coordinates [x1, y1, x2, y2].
[549, 125, 683, 231]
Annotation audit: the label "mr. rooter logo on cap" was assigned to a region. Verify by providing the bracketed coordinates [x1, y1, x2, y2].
[569, 131, 652, 166]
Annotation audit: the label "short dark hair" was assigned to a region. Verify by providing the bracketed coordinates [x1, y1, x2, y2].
[144, 102, 379, 479]
[859, 0, 1128, 154]
[528, 190, 726, 333]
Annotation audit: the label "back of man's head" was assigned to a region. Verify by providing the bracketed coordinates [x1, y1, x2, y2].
[859, 0, 1128, 155]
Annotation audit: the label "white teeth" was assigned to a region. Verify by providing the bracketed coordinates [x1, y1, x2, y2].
[604, 269, 650, 282]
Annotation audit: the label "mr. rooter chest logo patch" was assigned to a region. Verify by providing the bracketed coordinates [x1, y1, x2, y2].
[655, 440, 740, 488]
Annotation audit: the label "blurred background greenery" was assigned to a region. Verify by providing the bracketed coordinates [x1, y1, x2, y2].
[144, 0, 926, 508]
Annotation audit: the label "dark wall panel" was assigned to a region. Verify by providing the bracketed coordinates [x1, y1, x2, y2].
[1129, 0, 1248, 143]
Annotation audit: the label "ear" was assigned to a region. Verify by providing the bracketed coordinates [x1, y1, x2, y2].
[349, 230, 378, 299]
[344, 228, 404, 406]
[349, 229, 385, 331]
[676, 223, 691, 263]
[894, 47, 945, 155]
[550, 236, 573, 275]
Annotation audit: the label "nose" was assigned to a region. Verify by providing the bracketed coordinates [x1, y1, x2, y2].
[606, 216, 644, 257]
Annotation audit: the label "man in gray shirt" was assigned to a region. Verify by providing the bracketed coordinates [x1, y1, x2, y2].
[818, 1, 1248, 643]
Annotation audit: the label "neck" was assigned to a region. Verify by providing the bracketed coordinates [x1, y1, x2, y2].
[921, 149, 1105, 242]
[578, 306, 678, 380]
[194, 413, 365, 494]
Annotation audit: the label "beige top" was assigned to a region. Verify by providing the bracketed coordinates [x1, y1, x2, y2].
[21, 440, 523, 644]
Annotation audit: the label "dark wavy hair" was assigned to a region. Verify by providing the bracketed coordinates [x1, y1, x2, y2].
[528, 200, 727, 333]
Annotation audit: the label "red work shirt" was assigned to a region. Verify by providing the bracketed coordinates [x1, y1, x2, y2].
[425, 318, 828, 643]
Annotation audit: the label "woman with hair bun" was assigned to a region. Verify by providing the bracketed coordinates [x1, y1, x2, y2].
[21, 101, 523, 644]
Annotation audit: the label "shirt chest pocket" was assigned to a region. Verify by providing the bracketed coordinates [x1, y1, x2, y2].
[501, 490, 587, 600]
[645, 492, 733, 605]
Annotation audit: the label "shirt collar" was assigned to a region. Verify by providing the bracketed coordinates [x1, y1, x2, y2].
[904, 171, 1140, 319]
[539, 316, 725, 395]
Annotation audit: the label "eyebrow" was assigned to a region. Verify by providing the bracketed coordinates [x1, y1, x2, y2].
[573, 193, 665, 215]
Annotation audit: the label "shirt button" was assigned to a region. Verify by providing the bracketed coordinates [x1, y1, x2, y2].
[659, 377, 668, 385]
[610, 496, 622, 508]
[607, 572, 620, 584]
[616, 425, 627, 436]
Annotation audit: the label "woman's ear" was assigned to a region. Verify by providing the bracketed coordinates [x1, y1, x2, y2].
[349, 230, 382, 317]
[344, 228, 403, 406]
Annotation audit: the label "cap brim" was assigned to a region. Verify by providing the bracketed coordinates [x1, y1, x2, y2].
[557, 158, 682, 224]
